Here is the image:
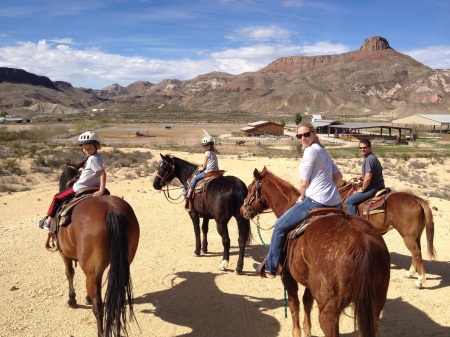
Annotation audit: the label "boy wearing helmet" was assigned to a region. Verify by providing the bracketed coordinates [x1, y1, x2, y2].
[39, 131, 107, 230]
[185, 136, 219, 200]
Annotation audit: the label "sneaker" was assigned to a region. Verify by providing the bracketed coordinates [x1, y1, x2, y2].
[265, 271, 276, 279]
[38, 218, 47, 229]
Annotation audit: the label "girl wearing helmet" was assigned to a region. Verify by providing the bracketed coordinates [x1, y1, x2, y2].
[39, 131, 107, 231]
[185, 136, 219, 200]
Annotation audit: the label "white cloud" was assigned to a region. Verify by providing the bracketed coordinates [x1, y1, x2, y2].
[226, 25, 291, 42]
[48, 38, 75, 45]
[1, 38, 448, 89]
[282, 0, 304, 8]
[403, 46, 450, 70]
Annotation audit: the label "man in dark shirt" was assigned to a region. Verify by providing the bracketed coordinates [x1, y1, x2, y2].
[345, 139, 385, 215]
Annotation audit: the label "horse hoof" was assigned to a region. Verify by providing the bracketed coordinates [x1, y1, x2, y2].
[67, 299, 77, 308]
[85, 296, 93, 305]
[218, 260, 229, 271]
[404, 272, 413, 278]
[192, 252, 201, 257]
[234, 269, 243, 275]
[414, 281, 423, 289]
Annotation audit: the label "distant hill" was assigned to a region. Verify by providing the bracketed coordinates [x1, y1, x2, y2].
[1, 36, 449, 122]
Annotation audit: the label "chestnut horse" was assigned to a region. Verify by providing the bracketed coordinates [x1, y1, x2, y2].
[152, 154, 251, 274]
[339, 179, 436, 288]
[241, 167, 390, 337]
[46, 162, 140, 337]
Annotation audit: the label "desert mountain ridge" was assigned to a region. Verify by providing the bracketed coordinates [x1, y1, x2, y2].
[1, 36, 449, 121]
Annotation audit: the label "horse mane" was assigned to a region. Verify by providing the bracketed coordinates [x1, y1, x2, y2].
[171, 155, 198, 171]
[59, 160, 85, 192]
[259, 167, 300, 216]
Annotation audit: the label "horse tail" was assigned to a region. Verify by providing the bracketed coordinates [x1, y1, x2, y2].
[351, 230, 389, 337]
[418, 197, 436, 260]
[104, 211, 135, 337]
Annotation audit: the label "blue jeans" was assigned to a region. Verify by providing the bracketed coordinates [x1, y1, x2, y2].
[265, 197, 342, 274]
[345, 188, 378, 215]
[190, 171, 206, 189]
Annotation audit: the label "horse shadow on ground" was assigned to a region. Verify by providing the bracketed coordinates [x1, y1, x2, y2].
[390, 252, 450, 289]
[134, 270, 282, 337]
[377, 297, 450, 337]
[334, 296, 450, 337]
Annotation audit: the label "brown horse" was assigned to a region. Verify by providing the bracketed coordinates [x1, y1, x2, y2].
[339, 179, 436, 288]
[47, 162, 140, 337]
[241, 167, 390, 337]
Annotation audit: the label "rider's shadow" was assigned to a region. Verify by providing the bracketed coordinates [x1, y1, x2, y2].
[134, 271, 281, 337]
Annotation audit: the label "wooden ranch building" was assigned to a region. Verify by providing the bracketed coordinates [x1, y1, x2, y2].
[240, 121, 284, 137]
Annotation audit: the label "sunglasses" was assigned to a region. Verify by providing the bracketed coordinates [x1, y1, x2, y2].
[359, 146, 368, 150]
[296, 131, 313, 139]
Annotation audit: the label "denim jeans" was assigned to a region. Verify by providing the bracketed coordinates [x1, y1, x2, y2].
[345, 188, 378, 215]
[190, 171, 206, 189]
[265, 197, 342, 274]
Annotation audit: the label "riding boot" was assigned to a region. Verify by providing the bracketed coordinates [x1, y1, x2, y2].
[185, 189, 193, 199]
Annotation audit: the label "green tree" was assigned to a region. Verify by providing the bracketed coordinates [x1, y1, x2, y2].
[294, 113, 302, 125]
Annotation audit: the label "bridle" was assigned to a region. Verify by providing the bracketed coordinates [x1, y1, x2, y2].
[156, 159, 176, 186]
[243, 177, 269, 219]
[156, 159, 184, 203]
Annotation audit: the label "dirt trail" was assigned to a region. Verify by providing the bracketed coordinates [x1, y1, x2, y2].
[1, 151, 449, 336]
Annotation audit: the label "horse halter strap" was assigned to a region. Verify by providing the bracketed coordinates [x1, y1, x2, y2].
[156, 160, 175, 185]
[243, 178, 267, 218]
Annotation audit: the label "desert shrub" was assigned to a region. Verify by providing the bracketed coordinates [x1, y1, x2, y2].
[408, 160, 427, 170]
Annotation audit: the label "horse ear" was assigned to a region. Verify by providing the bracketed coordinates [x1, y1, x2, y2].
[160, 153, 164, 159]
[253, 168, 260, 179]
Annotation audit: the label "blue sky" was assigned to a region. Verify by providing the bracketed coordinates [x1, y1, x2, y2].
[1, 0, 449, 89]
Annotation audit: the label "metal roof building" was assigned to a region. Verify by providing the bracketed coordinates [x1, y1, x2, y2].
[327, 123, 413, 141]
[392, 114, 450, 132]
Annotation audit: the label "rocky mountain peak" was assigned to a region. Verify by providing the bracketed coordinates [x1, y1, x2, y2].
[358, 36, 391, 53]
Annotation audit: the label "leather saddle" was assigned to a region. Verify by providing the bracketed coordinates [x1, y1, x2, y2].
[345, 185, 392, 219]
[184, 170, 225, 210]
[54, 188, 111, 229]
[359, 189, 391, 219]
[288, 207, 346, 240]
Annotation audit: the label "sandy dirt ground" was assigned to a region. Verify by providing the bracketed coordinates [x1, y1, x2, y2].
[1, 147, 450, 337]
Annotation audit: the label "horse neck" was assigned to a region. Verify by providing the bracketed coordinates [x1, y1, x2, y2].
[173, 157, 197, 184]
[59, 167, 78, 192]
[263, 173, 299, 218]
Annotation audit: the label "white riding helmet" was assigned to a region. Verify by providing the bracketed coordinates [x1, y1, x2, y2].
[201, 136, 215, 146]
[78, 131, 101, 146]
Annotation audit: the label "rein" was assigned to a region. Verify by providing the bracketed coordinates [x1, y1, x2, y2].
[162, 185, 185, 204]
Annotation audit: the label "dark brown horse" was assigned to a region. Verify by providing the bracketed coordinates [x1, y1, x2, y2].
[152, 154, 251, 274]
[241, 167, 390, 337]
[47, 162, 140, 337]
[339, 179, 436, 288]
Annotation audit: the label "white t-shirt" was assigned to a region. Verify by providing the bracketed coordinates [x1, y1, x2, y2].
[73, 153, 104, 192]
[299, 143, 341, 206]
[204, 150, 219, 173]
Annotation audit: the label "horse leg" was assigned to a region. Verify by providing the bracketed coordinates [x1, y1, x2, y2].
[284, 273, 301, 337]
[61, 255, 77, 307]
[201, 218, 209, 254]
[216, 219, 231, 271]
[403, 236, 426, 288]
[317, 300, 340, 337]
[189, 212, 203, 256]
[86, 272, 104, 337]
[302, 288, 314, 337]
[234, 215, 250, 275]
